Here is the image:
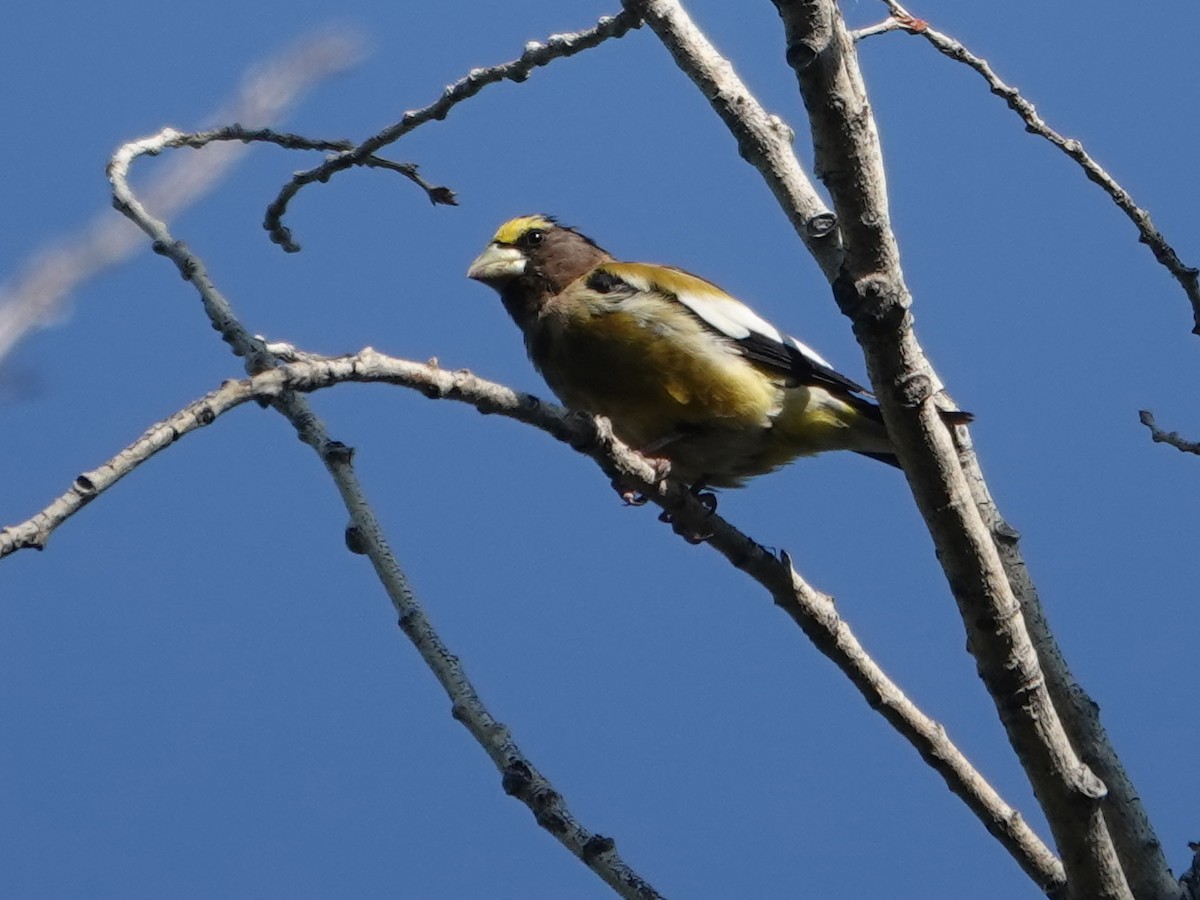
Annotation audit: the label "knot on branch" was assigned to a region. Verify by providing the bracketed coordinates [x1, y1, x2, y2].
[831, 270, 907, 331]
[501, 760, 534, 797]
[582, 834, 616, 862]
[784, 41, 820, 71]
[1071, 764, 1108, 801]
[774, 0, 834, 71]
[805, 212, 838, 239]
[344, 524, 369, 555]
[322, 440, 355, 464]
[568, 411, 604, 453]
[897, 373, 935, 410]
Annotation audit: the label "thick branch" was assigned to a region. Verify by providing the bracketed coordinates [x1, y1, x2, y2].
[620, 0, 1132, 896]
[771, 3, 1128, 897]
[963, 439, 1181, 900]
[612, 1, 843, 277]
[865, 5, 1182, 896]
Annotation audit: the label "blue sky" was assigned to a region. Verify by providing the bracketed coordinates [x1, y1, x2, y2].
[2, 2, 1198, 898]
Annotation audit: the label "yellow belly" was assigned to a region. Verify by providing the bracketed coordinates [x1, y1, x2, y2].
[527, 303, 887, 485]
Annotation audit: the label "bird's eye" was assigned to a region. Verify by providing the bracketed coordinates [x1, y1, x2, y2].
[522, 229, 545, 247]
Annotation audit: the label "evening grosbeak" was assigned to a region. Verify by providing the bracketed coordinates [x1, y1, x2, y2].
[467, 215, 922, 490]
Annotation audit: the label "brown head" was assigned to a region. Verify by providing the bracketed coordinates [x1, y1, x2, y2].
[466, 215, 611, 329]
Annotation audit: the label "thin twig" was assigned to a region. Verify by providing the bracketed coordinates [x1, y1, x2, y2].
[262, 10, 641, 252]
[97, 125, 455, 205]
[0, 346, 1065, 893]
[850, 18, 905, 42]
[1139, 410, 1200, 455]
[362, 158, 458, 206]
[0, 380, 251, 556]
[106, 129, 661, 900]
[122, 125, 354, 156]
[876, 0, 1200, 335]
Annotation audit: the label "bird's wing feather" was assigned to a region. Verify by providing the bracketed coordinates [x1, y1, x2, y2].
[598, 262, 872, 398]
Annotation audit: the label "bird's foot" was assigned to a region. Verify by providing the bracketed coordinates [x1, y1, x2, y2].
[658, 484, 718, 544]
[610, 457, 672, 506]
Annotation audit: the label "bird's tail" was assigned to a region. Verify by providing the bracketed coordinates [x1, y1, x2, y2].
[855, 450, 901, 468]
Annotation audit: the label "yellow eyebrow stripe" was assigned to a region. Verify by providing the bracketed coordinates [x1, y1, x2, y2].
[492, 215, 556, 245]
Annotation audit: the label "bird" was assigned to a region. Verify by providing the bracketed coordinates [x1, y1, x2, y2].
[466, 214, 931, 493]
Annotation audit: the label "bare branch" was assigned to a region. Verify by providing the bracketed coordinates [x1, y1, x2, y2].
[0, 379, 248, 556]
[361, 158, 458, 206]
[0, 346, 1065, 893]
[615, 3, 844, 279]
[849, 18, 905, 42]
[875, 0, 1200, 335]
[770, 4, 1130, 896]
[263, 10, 641, 252]
[777, 3, 1152, 897]
[0, 29, 363, 366]
[621, 0, 1139, 895]
[864, 5, 1182, 895]
[105, 130, 661, 900]
[1139, 410, 1200, 456]
[956, 427, 1180, 900]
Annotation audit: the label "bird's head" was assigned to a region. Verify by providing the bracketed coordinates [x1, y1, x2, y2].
[467, 215, 609, 297]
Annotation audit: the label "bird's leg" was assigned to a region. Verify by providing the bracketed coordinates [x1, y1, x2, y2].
[613, 429, 690, 504]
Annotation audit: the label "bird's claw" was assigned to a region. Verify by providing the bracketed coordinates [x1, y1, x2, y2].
[658, 487, 718, 544]
[611, 456, 672, 507]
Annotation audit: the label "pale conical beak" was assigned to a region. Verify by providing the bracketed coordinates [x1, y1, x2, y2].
[467, 243, 526, 284]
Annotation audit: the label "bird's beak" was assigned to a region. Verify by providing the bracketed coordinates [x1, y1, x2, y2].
[467, 243, 526, 284]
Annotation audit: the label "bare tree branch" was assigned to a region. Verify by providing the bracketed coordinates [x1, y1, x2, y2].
[955, 426, 1179, 900]
[263, 10, 641, 252]
[360, 157, 458, 206]
[620, 0, 1146, 896]
[849, 18, 905, 42]
[0, 346, 1066, 893]
[0, 29, 363, 367]
[0, 379, 243, 556]
[772, 4, 1130, 897]
[875, 0, 1200, 336]
[11, 6, 1176, 896]
[860, 4, 1183, 896]
[105, 129, 662, 900]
